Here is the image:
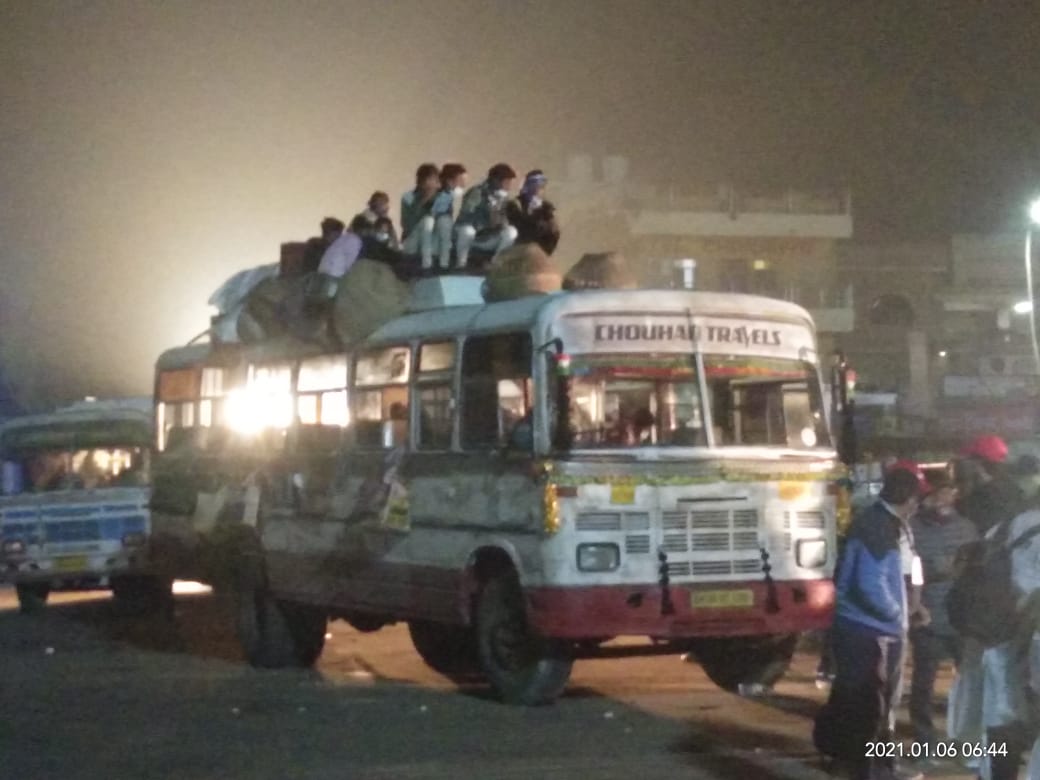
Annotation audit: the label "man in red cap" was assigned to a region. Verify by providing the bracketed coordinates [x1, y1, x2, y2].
[956, 435, 1022, 536]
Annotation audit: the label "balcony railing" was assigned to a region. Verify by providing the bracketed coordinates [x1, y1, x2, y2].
[619, 185, 851, 216]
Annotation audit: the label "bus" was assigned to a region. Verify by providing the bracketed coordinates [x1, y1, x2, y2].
[150, 281, 840, 704]
[0, 398, 165, 613]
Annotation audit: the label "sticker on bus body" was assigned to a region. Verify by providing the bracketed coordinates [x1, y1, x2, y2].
[609, 484, 636, 504]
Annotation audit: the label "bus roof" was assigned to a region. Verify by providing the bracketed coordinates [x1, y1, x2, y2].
[363, 289, 816, 346]
[0, 398, 153, 451]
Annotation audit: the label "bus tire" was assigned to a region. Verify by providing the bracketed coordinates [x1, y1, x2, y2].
[236, 585, 327, 669]
[15, 582, 50, 614]
[407, 620, 480, 677]
[688, 633, 798, 693]
[110, 575, 173, 616]
[475, 573, 573, 705]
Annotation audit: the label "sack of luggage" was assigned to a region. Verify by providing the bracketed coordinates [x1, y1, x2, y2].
[331, 259, 411, 346]
[482, 243, 561, 302]
[562, 251, 637, 291]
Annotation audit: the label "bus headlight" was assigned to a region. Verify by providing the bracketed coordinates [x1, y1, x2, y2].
[796, 539, 828, 569]
[2, 539, 25, 555]
[577, 543, 620, 572]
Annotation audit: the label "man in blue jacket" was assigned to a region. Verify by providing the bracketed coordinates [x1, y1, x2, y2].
[815, 466, 924, 780]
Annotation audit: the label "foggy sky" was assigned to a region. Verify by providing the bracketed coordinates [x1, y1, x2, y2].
[2, 1, 1040, 407]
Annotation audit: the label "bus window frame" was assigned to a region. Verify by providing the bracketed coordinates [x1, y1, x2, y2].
[295, 352, 350, 429]
[414, 339, 459, 453]
[351, 344, 413, 451]
[458, 331, 534, 453]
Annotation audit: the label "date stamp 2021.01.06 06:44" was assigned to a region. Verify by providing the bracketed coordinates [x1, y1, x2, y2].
[865, 742, 1008, 761]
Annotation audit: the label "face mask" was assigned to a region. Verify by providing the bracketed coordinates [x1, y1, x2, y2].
[452, 186, 464, 197]
[494, 188, 508, 199]
[528, 195, 543, 209]
[375, 232, 389, 243]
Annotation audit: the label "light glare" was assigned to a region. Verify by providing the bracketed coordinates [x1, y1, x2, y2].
[1030, 199, 1040, 226]
[1014, 300, 1033, 314]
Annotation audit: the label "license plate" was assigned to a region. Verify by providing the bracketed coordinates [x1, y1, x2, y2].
[52, 555, 89, 573]
[610, 484, 636, 504]
[690, 589, 754, 609]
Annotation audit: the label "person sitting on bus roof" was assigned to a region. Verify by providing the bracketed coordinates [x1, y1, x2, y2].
[431, 163, 468, 270]
[454, 163, 519, 270]
[505, 169, 560, 255]
[357, 191, 399, 249]
[302, 217, 345, 274]
[317, 214, 368, 280]
[362, 216, 405, 270]
[400, 163, 441, 270]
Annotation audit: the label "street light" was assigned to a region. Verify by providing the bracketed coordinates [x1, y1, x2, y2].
[1026, 199, 1040, 378]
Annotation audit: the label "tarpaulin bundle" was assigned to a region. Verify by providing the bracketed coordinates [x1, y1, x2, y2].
[562, 251, 637, 291]
[482, 243, 562, 303]
[331, 259, 411, 346]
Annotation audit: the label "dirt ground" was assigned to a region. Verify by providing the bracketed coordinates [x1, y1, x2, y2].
[0, 585, 988, 780]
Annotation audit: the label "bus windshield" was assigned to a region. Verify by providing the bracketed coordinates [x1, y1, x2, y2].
[562, 354, 828, 450]
[704, 355, 829, 449]
[3, 446, 148, 494]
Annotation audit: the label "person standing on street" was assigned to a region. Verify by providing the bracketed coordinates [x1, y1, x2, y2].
[814, 466, 925, 780]
[908, 473, 977, 753]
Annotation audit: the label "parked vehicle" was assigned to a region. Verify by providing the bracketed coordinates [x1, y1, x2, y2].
[150, 281, 841, 703]
[0, 398, 167, 613]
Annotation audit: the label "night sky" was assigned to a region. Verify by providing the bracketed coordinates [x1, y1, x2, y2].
[2, 1, 1039, 405]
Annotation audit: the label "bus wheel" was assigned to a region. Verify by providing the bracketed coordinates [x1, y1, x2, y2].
[688, 633, 798, 693]
[407, 620, 480, 678]
[476, 573, 573, 705]
[110, 575, 173, 616]
[15, 582, 50, 614]
[235, 585, 327, 669]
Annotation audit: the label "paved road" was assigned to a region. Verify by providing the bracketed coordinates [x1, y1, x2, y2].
[0, 586, 981, 780]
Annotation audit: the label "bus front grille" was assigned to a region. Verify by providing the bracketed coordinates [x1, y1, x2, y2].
[44, 520, 100, 543]
[660, 507, 764, 581]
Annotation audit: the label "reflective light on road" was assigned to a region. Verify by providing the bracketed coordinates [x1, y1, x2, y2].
[172, 581, 212, 595]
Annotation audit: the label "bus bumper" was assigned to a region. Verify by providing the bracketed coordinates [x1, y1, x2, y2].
[526, 579, 835, 639]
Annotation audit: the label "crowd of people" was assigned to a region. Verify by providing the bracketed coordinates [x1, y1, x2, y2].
[815, 434, 1040, 780]
[298, 162, 561, 304]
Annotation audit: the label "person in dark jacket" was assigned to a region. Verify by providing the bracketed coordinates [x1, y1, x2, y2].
[956, 434, 1022, 536]
[454, 163, 518, 269]
[505, 169, 561, 255]
[908, 474, 977, 750]
[815, 467, 924, 780]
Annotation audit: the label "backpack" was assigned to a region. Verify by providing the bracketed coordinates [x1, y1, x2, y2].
[945, 518, 1040, 646]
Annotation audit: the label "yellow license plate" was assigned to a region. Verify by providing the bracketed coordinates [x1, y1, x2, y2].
[691, 589, 754, 609]
[610, 484, 636, 504]
[53, 555, 88, 572]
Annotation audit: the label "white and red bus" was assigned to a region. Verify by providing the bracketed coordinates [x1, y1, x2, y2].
[151, 281, 839, 704]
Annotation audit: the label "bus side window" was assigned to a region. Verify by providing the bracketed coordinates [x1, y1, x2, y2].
[353, 346, 411, 450]
[416, 342, 456, 451]
[460, 333, 532, 450]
